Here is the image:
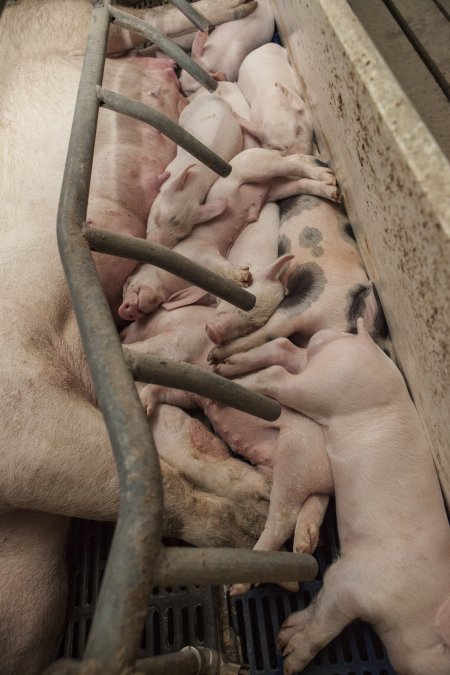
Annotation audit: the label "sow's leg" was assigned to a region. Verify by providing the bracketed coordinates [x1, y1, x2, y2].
[0, 511, 69, 675]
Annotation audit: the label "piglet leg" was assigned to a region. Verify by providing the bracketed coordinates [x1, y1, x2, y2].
[293, 494, 329, 554]
[230, 423, 332, 597]
[278, 560, 357, 675]
[268, 176, 341, 203]
[138, 382, 194, 416]
[214, 337, 306, 378]
[234, 152, 335, 186]
[209, 311, 303, 365]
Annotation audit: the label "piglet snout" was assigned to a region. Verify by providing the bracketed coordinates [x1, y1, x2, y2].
[118, 295, 144, 322]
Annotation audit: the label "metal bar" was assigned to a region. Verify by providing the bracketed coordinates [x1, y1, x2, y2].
[168, 0, 212, 31]
[44, 648, 216, 675]
[84, 226, 255, 311]
[55, 3, 164, 672]
[110, 5, 218, 91]
[97, 86, 231, 177]
[155, 548, 318, 586]
[123, 348, 281, 422]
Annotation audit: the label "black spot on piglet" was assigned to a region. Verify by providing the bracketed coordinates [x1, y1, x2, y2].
[313, 158, 329, 168]
[346, 284, 371, 331]
[278, 234, 292, 255]
[279, 194, 321, 220]
[346, 283, 389, 342]
[280, 262, 326, 315]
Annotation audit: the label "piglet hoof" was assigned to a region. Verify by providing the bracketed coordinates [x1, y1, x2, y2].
[231, 266, 252, 287]
[277, 610, 308, 650]
[207, 346, 224, 364]
[325, 185, 341, 203]
[229, 582, 252, 596]
[294, 523, 320, 555]
[279, 580, 300, 593]
[211, 362, 228, 376]
[139, 385, 157, 416]
[283, 631, 314, 675]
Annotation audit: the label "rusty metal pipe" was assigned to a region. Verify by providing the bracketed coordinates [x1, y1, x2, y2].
[155, 548, 318, 586]
[168, 0, 212, 31]
[97, 86, 231, 177]
[123, 348, 281, 421]
[55, 3, 164, 672]
[83, 226, 255, 311]
[110, 5, 217, 91]
[45, 648, 221, 675]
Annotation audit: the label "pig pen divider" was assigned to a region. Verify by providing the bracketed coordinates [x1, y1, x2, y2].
[49, 1, 318, 673]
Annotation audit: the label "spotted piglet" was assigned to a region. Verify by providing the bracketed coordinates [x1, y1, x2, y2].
[209, 194, 389, 373]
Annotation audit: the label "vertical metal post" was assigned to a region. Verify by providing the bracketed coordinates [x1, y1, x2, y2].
[56, 3, 164, 670]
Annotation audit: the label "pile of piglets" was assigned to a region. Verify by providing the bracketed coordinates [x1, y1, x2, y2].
[117, 2, 450, 673]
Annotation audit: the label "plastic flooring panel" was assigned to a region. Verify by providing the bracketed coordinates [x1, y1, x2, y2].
[59, 504, 396, 674]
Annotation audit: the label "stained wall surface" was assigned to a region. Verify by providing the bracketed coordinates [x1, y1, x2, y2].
[273, 0, 450, 503]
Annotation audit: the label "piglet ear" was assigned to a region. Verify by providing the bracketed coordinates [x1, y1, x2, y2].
[264, 254, 295, 284]
[232, 112, 263, 141]
[162, 287, 210, 310]
[171, 164, 197, 192]
[194, 198, 227, 225]
[157, 170, 170, 187]
[191, 30, 209, 59]
[275, 82, 305, 112]
[210, 70, 226, 82]
[268, 253, 295, 295]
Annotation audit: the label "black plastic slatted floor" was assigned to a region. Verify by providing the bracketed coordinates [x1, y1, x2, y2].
[60, 504, 396, 674]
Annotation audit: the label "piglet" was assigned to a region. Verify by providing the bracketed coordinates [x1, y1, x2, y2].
[209, 194, 388, 371]
[205, 203, 293, 345]
[179, 0, 274, 96]
[146, 93, 242, 247]
[125, 307, 332, 581]
[86, 56, 186, 316]
[239, 320, 450, 675]
[119, 150, 339, 321]
[236, 43, 314, 154]
[207, 82, 261, 149]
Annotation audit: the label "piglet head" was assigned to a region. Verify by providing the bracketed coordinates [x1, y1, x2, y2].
[118, 264, 164, 321]
[147, 165, 227, 247]
[205, 254, 294, 345]
[234, 83, 313, 155]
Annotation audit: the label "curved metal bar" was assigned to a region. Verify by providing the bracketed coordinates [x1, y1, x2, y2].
[97, 86, 231, 176]
[110, 5, 218, 91]
[123, 348, 282, 421]
[168, 0, 212, 31]
[83, 226, 255, 311]
[56, 3, 164, 671]
[52, 2, 316, 672]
